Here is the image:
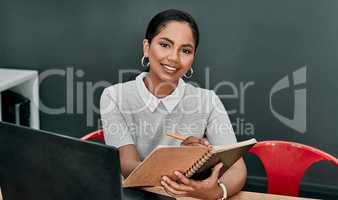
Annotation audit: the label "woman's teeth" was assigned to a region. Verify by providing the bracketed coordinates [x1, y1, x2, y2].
[163, 64, 177, 72]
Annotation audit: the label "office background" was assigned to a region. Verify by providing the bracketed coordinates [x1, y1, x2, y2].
[1, 0, 337, 198]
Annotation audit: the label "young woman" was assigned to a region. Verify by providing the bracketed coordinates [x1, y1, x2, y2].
[100, 9, 247, 200]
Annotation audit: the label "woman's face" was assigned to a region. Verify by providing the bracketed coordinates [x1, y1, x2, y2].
[143, 21, 196, 83]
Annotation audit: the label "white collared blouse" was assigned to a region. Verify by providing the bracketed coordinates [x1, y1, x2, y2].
[100, 72, 237, 160]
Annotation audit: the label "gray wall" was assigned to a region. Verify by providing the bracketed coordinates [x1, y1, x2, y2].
[1, 0, 337, 196]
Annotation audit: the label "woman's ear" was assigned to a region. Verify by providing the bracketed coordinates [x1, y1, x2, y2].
[143, 39, 150, 57]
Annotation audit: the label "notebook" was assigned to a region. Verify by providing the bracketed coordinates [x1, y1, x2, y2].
[123, 138, 257, 188]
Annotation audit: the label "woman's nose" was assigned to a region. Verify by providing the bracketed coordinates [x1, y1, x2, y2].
[167, 49, 179, 63]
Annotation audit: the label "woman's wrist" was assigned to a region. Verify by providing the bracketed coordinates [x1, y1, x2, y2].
[215, 184, 224, 200]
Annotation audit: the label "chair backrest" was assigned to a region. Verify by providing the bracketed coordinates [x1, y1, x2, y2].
[80, 129, 105, 141]
[249, 140, 338, 196]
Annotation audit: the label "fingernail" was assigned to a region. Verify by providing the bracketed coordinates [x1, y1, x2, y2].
[174, 171, 180, 176]
[161, 181, 165, 186]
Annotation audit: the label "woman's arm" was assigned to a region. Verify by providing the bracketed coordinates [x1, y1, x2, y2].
[118, 144, 142, 178]
[100, 88, 141, 178]
[220, 158, 247, 197]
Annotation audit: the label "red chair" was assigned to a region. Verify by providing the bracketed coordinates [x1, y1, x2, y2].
[80, 129, 105, 141]
[249, 140, 338, 196]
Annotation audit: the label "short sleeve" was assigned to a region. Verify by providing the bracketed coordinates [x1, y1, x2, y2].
[100, 87, 134, 148]
[205, 91, 237, 145]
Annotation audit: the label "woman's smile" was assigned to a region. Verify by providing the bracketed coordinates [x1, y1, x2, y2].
[161, 63, 178, 73]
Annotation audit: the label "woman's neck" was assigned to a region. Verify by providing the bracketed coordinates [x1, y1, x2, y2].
[143, 72, 178, 98]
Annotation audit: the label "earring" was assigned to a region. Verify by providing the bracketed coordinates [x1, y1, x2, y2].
[184, 68, 194, 79]
[141, 56, 150, 68]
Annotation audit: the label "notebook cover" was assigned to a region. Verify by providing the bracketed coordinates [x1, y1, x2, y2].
[123, 146, 209, 187]
[123, 139, 257, 187]
[191, 143, 255, 179]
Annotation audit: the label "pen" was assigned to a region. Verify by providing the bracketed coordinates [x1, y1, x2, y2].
[166, 132, 211, 147]
[166, 132, 189, 141]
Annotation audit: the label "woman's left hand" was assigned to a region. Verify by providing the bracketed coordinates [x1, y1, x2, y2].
[161, 162, 224, 200]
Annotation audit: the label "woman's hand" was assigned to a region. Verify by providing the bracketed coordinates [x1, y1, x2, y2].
[181, 136, 210, 146]
[161, 162, 224, 200]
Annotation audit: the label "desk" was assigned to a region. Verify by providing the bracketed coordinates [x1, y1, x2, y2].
[142, 187, 319, 200]
[0, 187, 319, 200]
[0, 68, 39, 129]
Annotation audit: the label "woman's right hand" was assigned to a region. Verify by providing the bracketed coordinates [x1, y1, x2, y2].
[181, 136, 210, 147]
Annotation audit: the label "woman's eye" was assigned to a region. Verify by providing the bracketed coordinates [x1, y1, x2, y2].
[160, 43, 169, 48]
[182, 49, 192, 55]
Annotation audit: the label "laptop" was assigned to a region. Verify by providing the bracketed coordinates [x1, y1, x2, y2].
[0, 121, 123, 200]
[0, 122, 175, 200]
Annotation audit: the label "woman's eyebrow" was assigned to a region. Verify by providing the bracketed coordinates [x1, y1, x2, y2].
[159, 37, 194, 49]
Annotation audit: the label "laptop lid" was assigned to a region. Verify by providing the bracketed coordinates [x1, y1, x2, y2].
[0, 122, 122, 200]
